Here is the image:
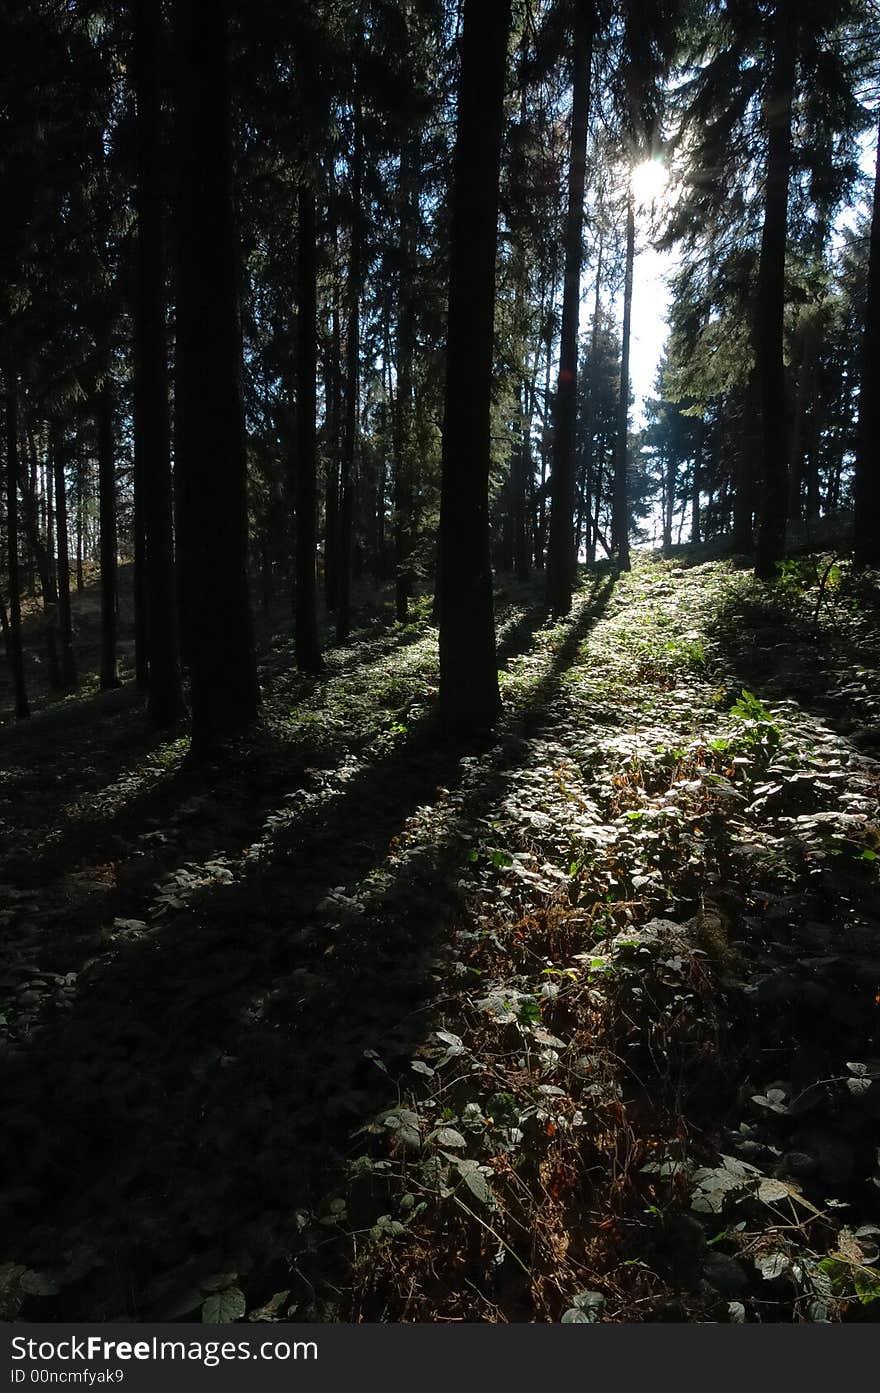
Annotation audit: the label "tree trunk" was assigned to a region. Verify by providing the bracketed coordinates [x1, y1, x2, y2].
[535, 324, 554, 568]
[787, 317, 817, 528]
[754, 0, 796, 580]
[691, 415, 704, 546]
[805, 442, 820, 524]
[24, 424, 36, 596]
[663, 447, 675, 553]
[545, 3, 593, 615]
[173, 0, 259, 751]
[437, 0, 509, 732]
[21, 428, 36, 601]
[0, 587, 9, 660]
[133, 455, 148, 686]
[45, 431, 56, 597]
[582, 237, 603, 564]
[18, 431, 62, 691]
[96, 353, 120, 691]
[294, 183, 323, 672]
[515, 311, 543, 582]
[393, 139, 418, 623]
[52, 427, 77, 689]
[4, 377, 29, 718]
[854, 108, 880, 569]
[134, 0, 184, 725]
[39, 437, 49, 540]
[323, 330, 340, 610]
[612, 192, 635, 571]
[591, 451, 604, 563]
[323, 192, 341, 612]
[130, 211, 148, 694]
[732, 385, 756, 550]
[828, 449, 843, 514]
[75, 440, 85, 591]
[375, 455, 389, 579]
[676, 492, 687, 545]
[512, 375, 531, 582]
[336, 94, 362, 643]
[574, 474, 586, 563]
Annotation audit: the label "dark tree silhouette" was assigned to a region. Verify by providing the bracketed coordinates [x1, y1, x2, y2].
[96, 339, 120, 692]
[546, 1, 594, 617]
[173, 0, 259, 751]
[854, 109, 880, 571]
[133, 0, 184, 726]
[690, 415, 704, 546]
[393, 138, 418, 625]
[51, 426, 77, 689]
[754, 0, 796, 580]
[323, 177, 342, 615]
[294, 183, 323, 673]
[4, 376, 29, 718]
[612, 191, 634, 572]
[336, 93, 362, 644]
[437, 0, 510, 732]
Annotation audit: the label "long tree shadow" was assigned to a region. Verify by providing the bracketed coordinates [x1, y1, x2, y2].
[0, 572, 615, 1321]
[0, 685, 163, 814]
[0, 585, 555, 892]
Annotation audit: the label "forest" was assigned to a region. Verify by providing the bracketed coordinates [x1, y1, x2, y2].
[1, 0, 879, 1327]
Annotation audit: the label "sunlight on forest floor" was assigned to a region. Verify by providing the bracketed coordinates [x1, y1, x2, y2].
[2, 555, 880, 1323]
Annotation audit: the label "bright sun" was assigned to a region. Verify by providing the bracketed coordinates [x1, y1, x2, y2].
[631, 157, 669, 208]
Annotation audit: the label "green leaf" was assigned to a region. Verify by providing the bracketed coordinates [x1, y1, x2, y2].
[454, 1158, 492, 1206]
[201, 1286, 246, 1323]
[371, 1215, 406, 1240]
[383, 1108, 422, 1152]
[755, 1253, 788, 1281]
[853, 1267, 880, 1305]
[19, 1270, 59, 1297]
[571, 1291, 606, 1320]
[757, 1178, 795, 1203]
[248, 1290, 290, 1323]
[429, 1126, 466, 1149]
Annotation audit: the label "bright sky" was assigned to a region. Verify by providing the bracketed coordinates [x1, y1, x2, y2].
[627, 160, 676, 425]
[630, 239, 674, 423]
[622, 129, 879, 426]
[575, 213, 674, 428]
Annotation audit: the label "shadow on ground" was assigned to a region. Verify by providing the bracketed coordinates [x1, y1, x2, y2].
[0, 573, 615, 1320]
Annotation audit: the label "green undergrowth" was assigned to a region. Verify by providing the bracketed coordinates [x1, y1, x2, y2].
[1, 556, 879, 1323]
[274, 557, 880, 1323]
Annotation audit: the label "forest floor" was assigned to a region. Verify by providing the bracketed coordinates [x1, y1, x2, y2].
[1, 550, 880, 1324]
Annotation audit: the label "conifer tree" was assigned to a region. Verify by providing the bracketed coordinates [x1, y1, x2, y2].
[133, 0, 184, 725]
[438, 0, 510, 732]
[173, 0, 259, 751]
[854, 108, 880, 570]
[546, 1, 594, 615]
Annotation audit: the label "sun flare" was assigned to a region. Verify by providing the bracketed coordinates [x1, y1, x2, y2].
[631, 156, 669, 208]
